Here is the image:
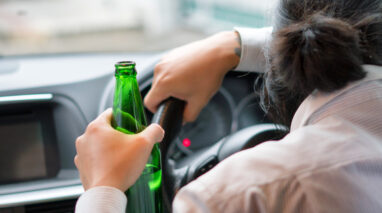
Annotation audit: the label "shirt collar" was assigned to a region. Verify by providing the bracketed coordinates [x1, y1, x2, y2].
[290, 65, 382, 131]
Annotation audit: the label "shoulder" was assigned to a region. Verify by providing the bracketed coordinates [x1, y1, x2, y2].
[197, 122, 364, 187]
[178, 121, 381, 210]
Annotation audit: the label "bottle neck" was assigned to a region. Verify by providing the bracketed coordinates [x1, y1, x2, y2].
[112, 64, 147, 134]
[115, 69, 136, 77]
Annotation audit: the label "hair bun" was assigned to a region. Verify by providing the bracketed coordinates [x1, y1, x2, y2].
[270, 13, 366, 94]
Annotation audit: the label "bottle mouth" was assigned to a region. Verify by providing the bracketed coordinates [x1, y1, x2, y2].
[115, 61, 136, 75]
[115, 61, 136, 69]
[117, 61, 136, 67]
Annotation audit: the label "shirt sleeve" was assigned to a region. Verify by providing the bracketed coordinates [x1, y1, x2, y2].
[75, 186, 127, 213]
[172, 180, 213, 213]
[233, 27, 273, 73]
[172, 178, 268, 213]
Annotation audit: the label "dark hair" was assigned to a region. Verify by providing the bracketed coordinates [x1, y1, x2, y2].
[260, 0, 382, 126]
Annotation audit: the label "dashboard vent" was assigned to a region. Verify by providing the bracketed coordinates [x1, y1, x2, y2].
[25, 199, 77, 213]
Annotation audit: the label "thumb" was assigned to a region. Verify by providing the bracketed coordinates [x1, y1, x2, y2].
[97, 108, 113, 124]
[138, 124, 165, 144]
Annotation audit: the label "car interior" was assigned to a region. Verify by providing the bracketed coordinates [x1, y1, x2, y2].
[0, 52, 288, 212]
[0, 0, 282, 212]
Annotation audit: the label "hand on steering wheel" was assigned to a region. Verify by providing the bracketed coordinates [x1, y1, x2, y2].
[144, 31, 240, 123]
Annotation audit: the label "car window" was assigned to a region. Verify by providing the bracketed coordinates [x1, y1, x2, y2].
[0, 0, 276, 56]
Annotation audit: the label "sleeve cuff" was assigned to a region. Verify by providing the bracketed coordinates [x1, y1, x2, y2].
[233, 27, 273, 72]
[75, 186, 127, 213]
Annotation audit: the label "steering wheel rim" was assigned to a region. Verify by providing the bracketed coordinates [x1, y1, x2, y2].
[151, 98, 288, 213]
[151, 98, 185, 213]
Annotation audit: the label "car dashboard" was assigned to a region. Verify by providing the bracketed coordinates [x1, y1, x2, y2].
[0, 53, 269, 212]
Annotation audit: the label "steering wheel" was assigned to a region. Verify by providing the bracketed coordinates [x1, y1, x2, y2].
[98, 60, 288, 212]
[151, 98, 288, 212]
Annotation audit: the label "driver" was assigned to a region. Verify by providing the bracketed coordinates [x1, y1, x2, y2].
[75, 0, 382, 212]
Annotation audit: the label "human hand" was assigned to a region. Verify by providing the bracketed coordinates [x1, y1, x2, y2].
[144, 31, 240, 122]
[74, 108, 164, 192]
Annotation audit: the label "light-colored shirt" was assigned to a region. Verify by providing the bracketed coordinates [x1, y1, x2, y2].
[75, 28, 382, 212]
[76, 186, 127, 212]
[173, 65, 382, 213]
[233, 27, 272, 72]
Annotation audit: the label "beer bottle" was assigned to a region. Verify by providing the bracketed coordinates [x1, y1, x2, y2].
[112, 61, 162, 213]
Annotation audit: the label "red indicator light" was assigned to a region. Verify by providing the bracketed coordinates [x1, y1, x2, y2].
[182, 138, 191, 148]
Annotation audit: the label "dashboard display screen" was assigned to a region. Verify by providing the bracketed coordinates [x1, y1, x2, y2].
[0, 120, 47, 183]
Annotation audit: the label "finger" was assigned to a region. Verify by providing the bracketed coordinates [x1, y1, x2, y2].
[183, 100, 204, 123]
[138, 124, 165, 144]
[144, 87, 170, 113]
[75, 135, 84, 152]
[79, 174, 89, 191]
[96, 108, 113, 124]
[74, 155, 79, 169]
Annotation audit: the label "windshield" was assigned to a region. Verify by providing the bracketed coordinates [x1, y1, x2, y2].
[0, 0, 276, 56]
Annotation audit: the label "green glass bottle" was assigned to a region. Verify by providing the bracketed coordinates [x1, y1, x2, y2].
[111, 61, 162, 213]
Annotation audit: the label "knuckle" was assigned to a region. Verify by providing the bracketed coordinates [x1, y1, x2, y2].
[155, 74, 170, 87]
[154, 62, 164, 74]
[74, 155, 79, 167]
[86, 121, 100, 133]
[75, 136, 82, 150]
[136, 135, 151, 147]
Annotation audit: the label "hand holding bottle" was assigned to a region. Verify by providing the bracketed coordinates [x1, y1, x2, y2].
[144, 31, 241, 123]
[74, 109, 164, 192]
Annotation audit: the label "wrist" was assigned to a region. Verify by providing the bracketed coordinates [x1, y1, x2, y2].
[211, 31, 241, 75]
[87, 176, 127, 192]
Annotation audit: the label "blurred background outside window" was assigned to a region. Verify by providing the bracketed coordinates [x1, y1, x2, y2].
[0, 0, 276, 56]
